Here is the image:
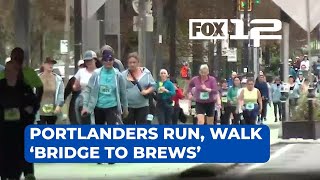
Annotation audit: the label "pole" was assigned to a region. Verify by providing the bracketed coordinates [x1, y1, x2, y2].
[154, 0, 163, 79]
[306, 0, 312, 82]
[242, 0, 249, 74]
[138, 0, 147, 66]
[64, 0, 71, 85]
[74, 0, 82, 73]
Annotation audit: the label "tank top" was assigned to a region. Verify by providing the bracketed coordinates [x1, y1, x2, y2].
[243, 88, 258, 104]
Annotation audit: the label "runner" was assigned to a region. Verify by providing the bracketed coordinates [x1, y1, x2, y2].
[81, 49, 128, 125]
[171, 79, 185, 125]
[288, 76, 300, 117]
[155, 69, 176, 124]
[271, 77, 282, 122]
[74, 50, 98, 124]
[0, 48, 43, 180]
[64, 60, 85, 124]
[0, 61, 39, 180]
[219, 79, 230, 124]
[238, 78, 263, 125]
[186, 64, 219, 125]
[37, 58, 64, 125]
[226, 77, 241, 124]
[122, 52, 155, 125]
[255, 74, 269, 123]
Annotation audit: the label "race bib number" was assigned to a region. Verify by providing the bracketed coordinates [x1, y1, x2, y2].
[245, 103, 255, 110]
[42, 104, 54, 114]
[221, 97, 228, 103]
[100, 85, 111, 95]
[4, 108, 20, 121]
[200, 92, 209, 100]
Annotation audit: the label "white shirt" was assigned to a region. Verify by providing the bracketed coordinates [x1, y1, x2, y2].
[74, 68, 94, 90]
[300, 60, 310, 70]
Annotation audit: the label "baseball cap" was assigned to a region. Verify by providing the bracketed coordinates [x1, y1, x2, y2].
[83, 50, 97, 60]
[102, 50, 114, 61]
[77, 59, 84, 66]
[44, 57, 57, 64]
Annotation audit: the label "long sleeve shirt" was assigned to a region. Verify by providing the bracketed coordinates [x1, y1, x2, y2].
[255, 82, 269, 99]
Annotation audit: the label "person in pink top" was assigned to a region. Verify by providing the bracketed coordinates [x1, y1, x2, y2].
[186, 64, 219, 124]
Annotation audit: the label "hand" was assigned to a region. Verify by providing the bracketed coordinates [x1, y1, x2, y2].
[24, 106, 33, 114]
[73, 82, 81, 91]
[159, 87, 167, 93]
[123, 108, 129, 118]
[188, 94, 193, 100]
[141, 89, 149, 96]
[54, 106, 62, 114]
[201, 84, 207, 90]
[81, 108, 88, 116]
[262, 96, 265, 100]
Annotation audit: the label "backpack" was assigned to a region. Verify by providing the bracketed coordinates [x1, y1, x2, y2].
[180, 66, 188, 78]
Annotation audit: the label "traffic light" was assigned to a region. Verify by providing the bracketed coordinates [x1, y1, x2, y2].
[255, 0, 261, 4]
[238, 0, 252, 12]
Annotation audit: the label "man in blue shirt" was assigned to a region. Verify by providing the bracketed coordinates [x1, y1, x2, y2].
[255, 74, 269, 123]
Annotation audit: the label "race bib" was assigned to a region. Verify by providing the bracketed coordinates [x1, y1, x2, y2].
[200, 92, 209, 100]
[221, 97, 228, 103]
[4, 108, 20, 121]
[42, 104, 54, 114]
[100, 85, 111, 95]
[245, 103, 255, 110]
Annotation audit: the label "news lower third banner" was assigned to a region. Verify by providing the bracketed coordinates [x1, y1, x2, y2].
[24, 125, 270, 163]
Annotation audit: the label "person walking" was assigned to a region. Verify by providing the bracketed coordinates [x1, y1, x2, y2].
[122, 52, 155, 125]
[81, 49, 128, 125]
[73, 51, 98, 124]
[37, 57, 64, 125]
[186, 64, 219, 125]
[226, 77, 241, 124]
[271, 77, 282, 122]
[238, 78, 263, 125]
[171, 79, 185, 125]
[288, 76, 300, 118]
[255, 74, 269, 123]
[0, 61, 39, 180]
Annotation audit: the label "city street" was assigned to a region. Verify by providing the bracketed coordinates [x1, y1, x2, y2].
[29, 102, 282, 180]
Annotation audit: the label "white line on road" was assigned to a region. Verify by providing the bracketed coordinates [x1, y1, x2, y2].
[240, 144, 296, 175]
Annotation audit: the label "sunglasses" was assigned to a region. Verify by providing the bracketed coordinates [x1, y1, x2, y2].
[102, 58, 114, 62]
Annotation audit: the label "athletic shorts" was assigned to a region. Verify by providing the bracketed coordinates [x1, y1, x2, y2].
[195, 102, 215, 117]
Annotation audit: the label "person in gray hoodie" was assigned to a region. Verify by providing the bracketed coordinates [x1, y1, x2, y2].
[271, 77, 282, 122]
[122, 52, 156, 124]
[81, 49, 128, 125]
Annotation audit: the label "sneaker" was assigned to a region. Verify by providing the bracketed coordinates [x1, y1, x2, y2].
[275, 118, 278, 122]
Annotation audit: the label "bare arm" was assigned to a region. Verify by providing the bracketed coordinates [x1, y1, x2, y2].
[257, 90, 263, 111]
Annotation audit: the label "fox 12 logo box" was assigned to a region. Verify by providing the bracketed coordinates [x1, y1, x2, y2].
[189, 19, 282, 47]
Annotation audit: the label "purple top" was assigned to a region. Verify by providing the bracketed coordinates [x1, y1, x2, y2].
[187, 76, 218, 103]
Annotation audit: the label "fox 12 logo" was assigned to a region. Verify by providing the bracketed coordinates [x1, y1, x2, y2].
[189, 19, 282, 47]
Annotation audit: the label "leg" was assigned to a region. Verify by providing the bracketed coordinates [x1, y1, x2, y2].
[172, 107, 180, 125]
[262, 100, 268, 120]
[205, 103, 215, 125]
[231, 106, 240, 125]
[278, 102, 282, 121]
[46, 116, 57, 125]
[135, 107, 149, 125]
[124, 108, 136, 125]
[39, 115, 47, 124]
[195, 103, 206, 125]
[105, 107, 119, 125]
[222, 106, 232, 125]
[156, 103, 165, 125]
[79, 106, 91, 125]
[273, 103, 278, 122]
[164, 106, 174, 125]
[94, 107, 106, 125]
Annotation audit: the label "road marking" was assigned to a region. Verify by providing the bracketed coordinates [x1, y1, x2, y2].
[240, 144, 296, 175]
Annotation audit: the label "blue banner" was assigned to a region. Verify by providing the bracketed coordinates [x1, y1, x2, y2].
[24, 125, 270, 163]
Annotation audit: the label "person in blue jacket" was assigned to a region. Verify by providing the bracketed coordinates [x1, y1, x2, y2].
[255, 74, 269, 123]
[271, 77, 282, 122]
[156, 69, 176, 124]
[81, 49, 128, 125]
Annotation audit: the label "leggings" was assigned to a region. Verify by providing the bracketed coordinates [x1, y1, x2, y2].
[39, 116, 57, 125]
[243, 104, 259, 125]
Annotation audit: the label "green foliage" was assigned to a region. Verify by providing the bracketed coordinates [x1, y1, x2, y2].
[292, 93, 320, 121]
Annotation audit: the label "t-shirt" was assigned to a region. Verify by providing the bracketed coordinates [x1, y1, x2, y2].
[0, 67, 42, 88]
[96, 67, 117, 108]
[74, 68, 94, 90]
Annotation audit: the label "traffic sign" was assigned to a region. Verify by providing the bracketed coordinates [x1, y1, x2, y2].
[60, 40, 68, 54]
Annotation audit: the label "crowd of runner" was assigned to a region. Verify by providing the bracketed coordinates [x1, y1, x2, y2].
[0, 45, 316, 179]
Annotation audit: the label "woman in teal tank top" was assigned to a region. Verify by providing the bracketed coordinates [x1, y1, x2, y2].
[238, 78, 263, 124]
